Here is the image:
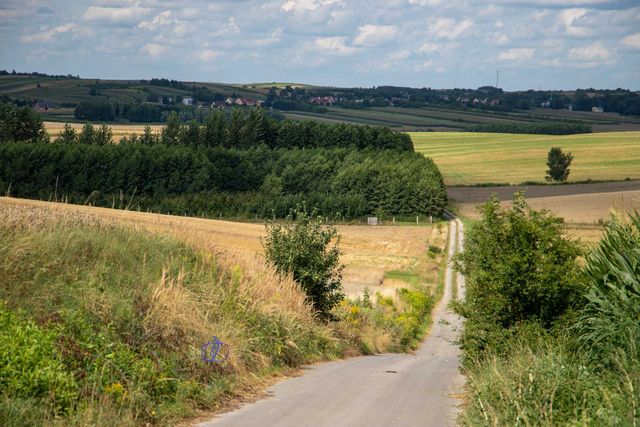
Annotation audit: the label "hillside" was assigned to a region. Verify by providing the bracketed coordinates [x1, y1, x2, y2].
[0, 197, 447, 426]
[2, 74, 639, 132]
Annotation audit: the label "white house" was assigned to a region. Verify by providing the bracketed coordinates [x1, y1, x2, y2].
[182, 97, 194, 106]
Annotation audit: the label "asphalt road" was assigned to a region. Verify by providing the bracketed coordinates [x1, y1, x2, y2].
[199, 219, 466, 427]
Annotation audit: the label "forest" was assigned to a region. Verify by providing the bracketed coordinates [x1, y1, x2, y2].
[0, 103, 446, 220]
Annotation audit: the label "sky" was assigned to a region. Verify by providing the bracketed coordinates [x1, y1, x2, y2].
[1, 0, 639, 90]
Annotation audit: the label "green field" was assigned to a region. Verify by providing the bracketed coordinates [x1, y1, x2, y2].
[411, 131, 640, 186]
[283, 107, 640, 133]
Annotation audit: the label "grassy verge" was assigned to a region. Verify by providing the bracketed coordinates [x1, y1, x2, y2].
[456, 200, 639, 426]
[0, 205, 437, 426]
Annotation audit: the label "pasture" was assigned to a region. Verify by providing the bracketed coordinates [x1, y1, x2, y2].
[411, 131, 640, 186]
[0, 197, 446, 299]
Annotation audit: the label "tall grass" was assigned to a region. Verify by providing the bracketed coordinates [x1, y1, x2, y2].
[0, 205, 436, 425]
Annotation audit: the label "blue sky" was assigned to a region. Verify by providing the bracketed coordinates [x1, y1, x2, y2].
[1, 0, 639, 90]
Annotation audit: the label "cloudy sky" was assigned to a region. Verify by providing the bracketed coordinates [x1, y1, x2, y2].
[1, 0, 639, 90]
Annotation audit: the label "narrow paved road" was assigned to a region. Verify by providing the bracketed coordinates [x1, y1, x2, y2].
[199, 219, 466, 427]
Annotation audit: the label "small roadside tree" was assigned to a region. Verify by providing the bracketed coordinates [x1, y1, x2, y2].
[263, 207, 344, 319]
[546, 147, 573, 183]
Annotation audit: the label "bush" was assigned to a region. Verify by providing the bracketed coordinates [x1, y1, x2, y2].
[0, 303, 78, 414]
[454, 193, 582, 362]
[263, 208, 344, 319]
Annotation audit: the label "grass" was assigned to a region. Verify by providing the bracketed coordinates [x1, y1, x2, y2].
[0, 201, 446, 425]
[411, 131, 640, 185]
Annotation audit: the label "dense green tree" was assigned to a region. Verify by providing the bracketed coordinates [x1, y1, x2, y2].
[546, 147, 573, 182]
[263, 208, 344, 319]
[162, 112, 182, 145]
[78, 123, 95, 145]
[454, 193, 582, 360]
[55, 123, 78, 144]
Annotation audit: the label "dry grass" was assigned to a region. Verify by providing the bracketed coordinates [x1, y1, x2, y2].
[454, 190, 640, 243]
[0, 197, 445, 299]
[44, 121, 163, 140]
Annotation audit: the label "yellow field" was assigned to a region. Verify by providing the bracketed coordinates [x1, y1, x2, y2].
[44, 121, 162, 140]
[455, 190, 640, 243]
[411, 131, 640, 186]
[0, 197, 446, 298]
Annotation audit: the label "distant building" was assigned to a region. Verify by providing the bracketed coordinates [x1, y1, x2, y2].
[34, 100, 50, 110]
[182, 97, 194, 106]
[310, 96, 335, 106]
[231, 98, 264, 107]
[541, 101, 551, 108]
[210, 101, 226, 109]
[592, 106, 604, 113]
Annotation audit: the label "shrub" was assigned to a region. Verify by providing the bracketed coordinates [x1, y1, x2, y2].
[263, 208, 344, 319]
[0, 303, 78, 414]
[454, 193, 582, 362]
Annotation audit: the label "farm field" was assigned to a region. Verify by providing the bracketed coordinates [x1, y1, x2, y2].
[283, 106, 640, 132]
[451, 181, 640, 243]
[44, 121, 163, 139]
[412, 131, 640, 185]
[0, 197, 446, 298]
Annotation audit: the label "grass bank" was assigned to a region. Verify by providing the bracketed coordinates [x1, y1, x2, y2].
[0, 205, 437, 426]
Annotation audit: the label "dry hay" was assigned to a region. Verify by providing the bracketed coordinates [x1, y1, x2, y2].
[0, 197, 445, 298]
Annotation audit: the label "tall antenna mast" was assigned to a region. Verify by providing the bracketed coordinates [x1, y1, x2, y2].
[496, 70, 500, 88]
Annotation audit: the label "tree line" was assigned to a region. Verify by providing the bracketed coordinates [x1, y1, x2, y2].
[469, 122, 592, 135]
[0, 143, 446, 219]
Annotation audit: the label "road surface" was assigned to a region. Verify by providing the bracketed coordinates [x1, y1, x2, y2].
[199, 219, 466, 427]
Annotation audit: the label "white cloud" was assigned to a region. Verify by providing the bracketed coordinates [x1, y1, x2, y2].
[419, 42, 439, 53]
[622, 32, 640, 50]
[568, 42, 610, 61]
[82, 6, 150, 24]
[21, 23, 77, 43]
[314, 36, 357, 55]
[353, 24, 398, 47]
[281, 0, 341, 12]
[138, 11, 173, 31]
[557, 8, 589, 37]
[428, 18, 473, 40]
[199, 49, 222, 62]
[141, 43, 168, 57]
[498, 48, 535, 61]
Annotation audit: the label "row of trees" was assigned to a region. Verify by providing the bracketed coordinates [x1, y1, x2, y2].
[0, 143, 446, 218]
[70, 109, 413, 151]
[469, 122, 592, 135]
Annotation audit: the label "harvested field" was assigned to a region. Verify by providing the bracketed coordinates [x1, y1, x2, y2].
[45, 121, 162, 140]
[451, 182, 640, 243]
[0, 197, 446, 298]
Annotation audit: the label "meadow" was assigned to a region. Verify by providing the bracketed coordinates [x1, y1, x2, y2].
[411, 131, 640, 186]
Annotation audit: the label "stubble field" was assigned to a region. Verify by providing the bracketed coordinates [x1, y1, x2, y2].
[0, 197, 446, 298]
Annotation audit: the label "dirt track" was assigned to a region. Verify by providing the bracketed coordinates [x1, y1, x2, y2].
[448, 180, 640, 203]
